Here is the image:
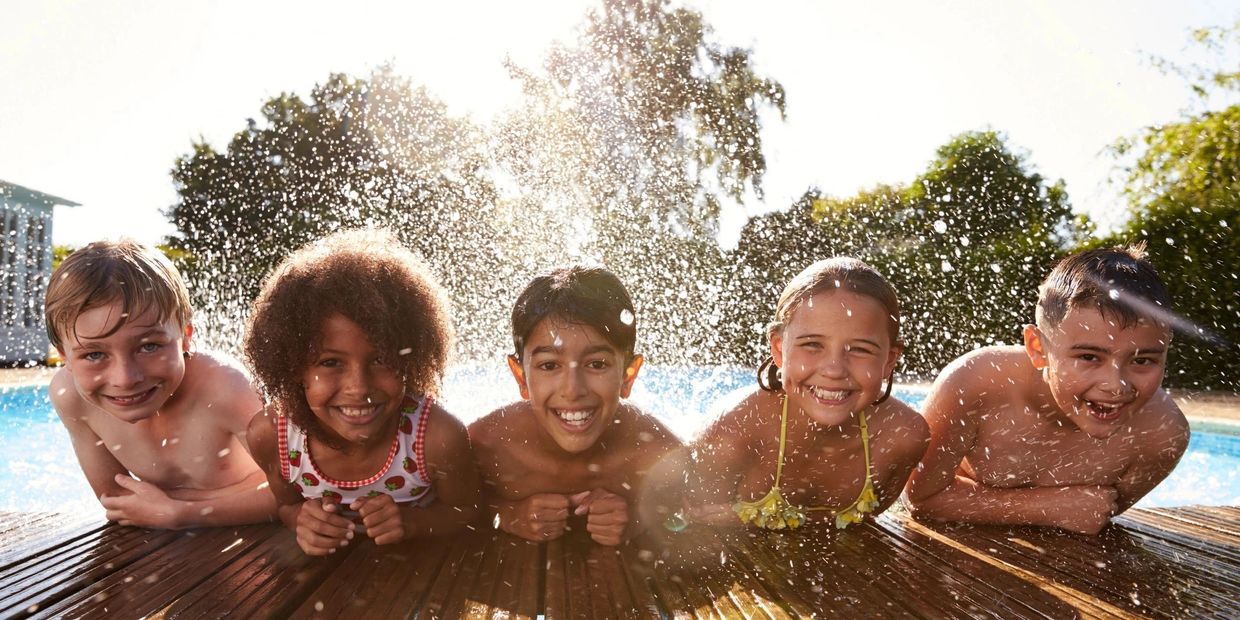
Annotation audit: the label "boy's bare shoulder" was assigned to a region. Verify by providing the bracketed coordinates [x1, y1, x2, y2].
[625, 403, 685, 448]
[184, 350, 253, 388]
[930, 346, 1034, 410]
[180, 351, 263, 427]
[1130, 390, 1190, 441]
[468, 401, 533, 450]
[49, 367, 88, 420]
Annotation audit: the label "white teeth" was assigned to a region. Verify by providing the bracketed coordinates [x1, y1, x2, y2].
[339, 406, 378, 418]
[556, 409, 594, 426]
[1084, 400, 1125, 420]
[808, 386, 848, 401]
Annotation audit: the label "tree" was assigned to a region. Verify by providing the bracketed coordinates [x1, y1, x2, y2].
[724, 131, 1081, 377]
[1102, 22, 1240, 389]
[168, 67, 506, 357]
[890, 131, 1078, 376]
[492, 0, 786, 363]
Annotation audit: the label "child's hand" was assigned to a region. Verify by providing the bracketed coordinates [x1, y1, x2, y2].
[571, 489, 629, 546]
[1056, 485, 1118, 535]
[351, 494, 406, 545]
[499, 493, 571, 542]
[294, 499, 355, 555]
[100, 474, 181, 528]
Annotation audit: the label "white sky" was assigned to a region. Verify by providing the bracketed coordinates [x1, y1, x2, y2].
[2, 0, 1235, 248]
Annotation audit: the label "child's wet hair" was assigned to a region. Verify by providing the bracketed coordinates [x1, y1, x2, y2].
[1037, 245, 1170, 331]
[759, 257, 901, 392]
[44, 239, 192, 351]
[511, 266, 637, 361]
[243, 229, 452, 446]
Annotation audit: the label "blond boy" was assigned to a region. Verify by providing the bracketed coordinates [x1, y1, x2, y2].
[46, 240, 275, 528]
[469, 266, 686, 546]
[906, 247, 1189, 534]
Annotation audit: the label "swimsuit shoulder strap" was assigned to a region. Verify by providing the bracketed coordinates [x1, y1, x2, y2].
[773, 395, 789, 489]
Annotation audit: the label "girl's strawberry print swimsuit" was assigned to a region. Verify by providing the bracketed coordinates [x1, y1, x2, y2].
[278, 395, 435, 506]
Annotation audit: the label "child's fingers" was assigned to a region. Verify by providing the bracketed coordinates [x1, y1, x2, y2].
[568, 490, 592, 513]
[366, 518, 405, 545]
[113, 474, 141, 491]
[296, 532, 343, 556]
[534, 506, 570, 521]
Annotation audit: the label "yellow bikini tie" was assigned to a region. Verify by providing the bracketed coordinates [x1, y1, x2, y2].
[732, 397, 879, 530]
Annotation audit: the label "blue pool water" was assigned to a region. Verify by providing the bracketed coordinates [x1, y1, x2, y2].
[4, 366, 1237, 514]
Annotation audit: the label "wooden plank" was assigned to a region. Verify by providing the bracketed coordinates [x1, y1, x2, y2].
[25, 524, 269, 619]
[415, 530, 493, 618]
[154, 526, 351, 619]
[0, 513, 104, 570]
[860, 517, 1059, 619]
[1, 522, 183, 618]
[283, 534, 453, 619]
[902, 519, 1160, 619]
[543, 536, 569, 619]
[479, 532, 542, 619]
[960, 515, 1237, 615]
[1118, 508, 1240, 554]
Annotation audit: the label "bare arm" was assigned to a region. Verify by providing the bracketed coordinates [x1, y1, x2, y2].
[907, 357, 1116, 534]
[628, 418, 690, 539]
[687, 404, 758, 526]
[248, 410, 353, 554]
[398, 404, 482, 538]
[870, 403, 929, 515]
[52, 372, 130, 499]
[1114, 394, 1190, 513]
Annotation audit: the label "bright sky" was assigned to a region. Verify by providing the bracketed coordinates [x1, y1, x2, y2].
[2, 0, 1234, 248]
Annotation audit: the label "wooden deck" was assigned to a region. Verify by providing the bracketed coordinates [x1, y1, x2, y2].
[0, 507, 1236, 618]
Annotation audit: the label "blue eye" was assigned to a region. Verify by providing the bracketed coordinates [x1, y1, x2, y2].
[82, 351, 105, 362]
[139, 343, 162, 354]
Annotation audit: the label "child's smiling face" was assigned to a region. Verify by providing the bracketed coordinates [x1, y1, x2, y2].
[508, 315, 642, 454]
[1027, 306, 1169, 438]
[302, 313, 406, 446]
[60, 299, 191, 423]
[771, 289, 900, 426]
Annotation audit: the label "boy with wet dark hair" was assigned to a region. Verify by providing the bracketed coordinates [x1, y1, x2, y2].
[907, 246, 1189, 534]
[45, 240, 275, 528]
[469, 266, 686, 545]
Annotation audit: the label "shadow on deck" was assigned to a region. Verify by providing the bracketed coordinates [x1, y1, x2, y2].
[0, 506, 1235, 618]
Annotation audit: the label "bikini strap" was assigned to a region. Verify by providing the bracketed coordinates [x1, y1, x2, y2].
[858, 406, 875, 487]
[774, 395, 789, 489]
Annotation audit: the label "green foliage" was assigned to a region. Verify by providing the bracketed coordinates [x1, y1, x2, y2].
[167, 67, 505, 355]
[51, 245, 75, 272]
[1100, 23, 1240, 390]
[1104, 105, 1240, 390]
[724, 131, 1081, 376]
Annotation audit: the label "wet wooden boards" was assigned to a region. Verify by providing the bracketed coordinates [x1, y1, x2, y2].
[0, 507, 1235, 618]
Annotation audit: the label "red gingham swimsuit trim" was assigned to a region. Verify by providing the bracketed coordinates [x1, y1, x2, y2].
[277, 396, 432, 488]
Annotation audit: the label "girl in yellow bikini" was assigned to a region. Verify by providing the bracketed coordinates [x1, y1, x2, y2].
[689, 258, 929, 530]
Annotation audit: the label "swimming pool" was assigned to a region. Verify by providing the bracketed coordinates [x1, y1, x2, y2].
[4, 366, 1237, 514]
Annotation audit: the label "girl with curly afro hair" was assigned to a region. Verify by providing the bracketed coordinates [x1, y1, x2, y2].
[244, 228, 480, 555]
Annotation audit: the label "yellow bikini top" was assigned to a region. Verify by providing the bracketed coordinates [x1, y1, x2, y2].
[733, 396, 879, 530]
